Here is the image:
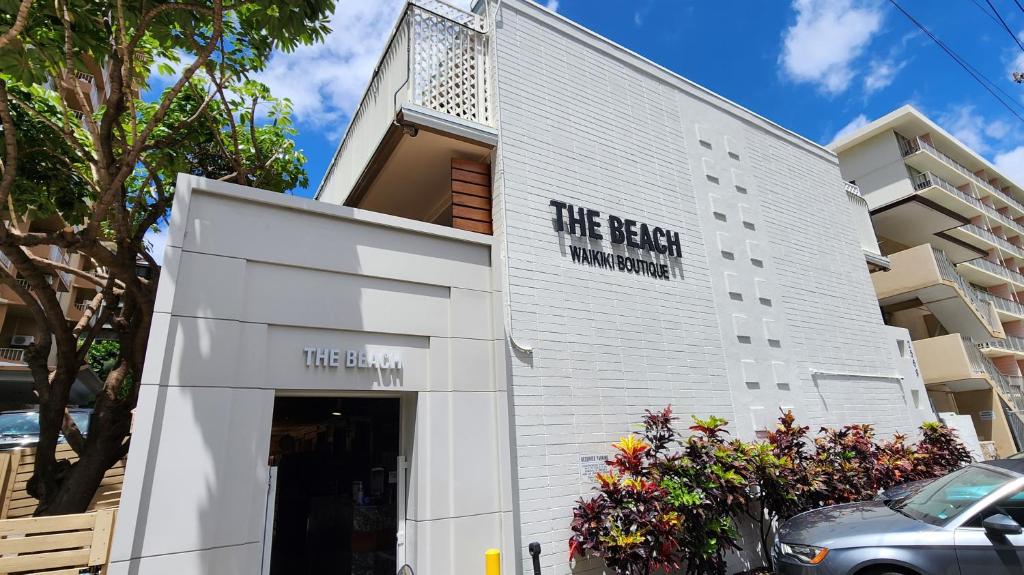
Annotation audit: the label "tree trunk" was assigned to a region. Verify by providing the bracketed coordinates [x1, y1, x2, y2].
[34, 390, 132, 516]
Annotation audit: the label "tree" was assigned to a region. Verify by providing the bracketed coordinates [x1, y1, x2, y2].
[0, 0, 334, 515]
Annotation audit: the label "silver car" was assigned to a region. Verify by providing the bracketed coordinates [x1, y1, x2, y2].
[774, 460, 1024, 574]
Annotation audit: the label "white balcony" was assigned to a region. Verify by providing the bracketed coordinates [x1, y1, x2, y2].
[318, 0, 496, 207]
[872, 245, 1003, 339]
[901, 133, 1024, 224]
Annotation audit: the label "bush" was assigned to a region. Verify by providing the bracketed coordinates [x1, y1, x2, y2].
[569, 408, 972, 575]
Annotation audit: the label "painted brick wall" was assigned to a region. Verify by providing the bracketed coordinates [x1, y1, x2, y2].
[490, 2, 931, 571]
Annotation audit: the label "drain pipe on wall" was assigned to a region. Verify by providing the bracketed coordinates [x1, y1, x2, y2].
[488, 0, 532, 357]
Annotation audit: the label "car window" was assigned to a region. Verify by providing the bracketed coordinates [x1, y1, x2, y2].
[0, 412, 39, 436]
[966, 486, 1024, 527]
[898, 466, 1013, 526]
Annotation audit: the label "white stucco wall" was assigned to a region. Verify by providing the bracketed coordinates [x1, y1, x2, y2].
[490, 1, 933, 572]
[836, 130, 915, 210]
[110, 176, 516, 575]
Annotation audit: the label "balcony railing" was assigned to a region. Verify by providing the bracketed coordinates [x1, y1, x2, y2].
[900, 133, 1024, 219]
[974, 288, 1024, 319]
[912, 171, 984, 210]
[978, 334, 1024, 355]
[965, 336, 1024, 411]
[959, 223, 1024, 259]
[961, 256, 1024, 287]
[933, 248, 998, 329]
[0, 348, 24, 363]
[320, 0, 491, 202]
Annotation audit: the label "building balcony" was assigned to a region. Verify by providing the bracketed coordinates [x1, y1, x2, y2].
[873, 245, 1003, 339]
[317, 0, 497, 233]
[974, 288, 1024, 320]
[978, 334, 1024, 358]
[953, 223, 1024, 261]
[916, 334, 1024, 408]
[901, 134, 1024, 223]
[958, 256, 1024, 290]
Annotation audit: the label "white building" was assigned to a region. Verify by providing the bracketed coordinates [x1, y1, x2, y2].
[111, 1, 935, 574]
[834, 105, 1024, 459]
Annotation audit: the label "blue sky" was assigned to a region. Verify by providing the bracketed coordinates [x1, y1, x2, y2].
[244, 0, 1024, 198]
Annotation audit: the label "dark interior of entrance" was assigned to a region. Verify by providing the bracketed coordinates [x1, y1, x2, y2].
[268, 397, 400, 575]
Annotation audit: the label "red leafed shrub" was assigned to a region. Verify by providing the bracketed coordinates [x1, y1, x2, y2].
[570, 408, 974, 575]
[912, 421, 973, 477]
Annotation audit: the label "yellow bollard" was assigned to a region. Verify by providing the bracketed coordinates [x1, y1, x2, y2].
[485, 548, 501, 575]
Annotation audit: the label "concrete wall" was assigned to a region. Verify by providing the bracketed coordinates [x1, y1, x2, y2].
[836, 130, 915, 210]
[490, 1, 932, 572]
[110, 176, 515, 575]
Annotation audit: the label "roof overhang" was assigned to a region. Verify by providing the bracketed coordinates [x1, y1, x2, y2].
[870, 196, 987, 264]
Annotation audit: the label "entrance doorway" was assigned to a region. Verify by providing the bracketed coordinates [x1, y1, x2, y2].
[266, 397, 401, 575]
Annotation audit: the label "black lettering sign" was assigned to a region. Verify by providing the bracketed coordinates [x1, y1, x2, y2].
[550, 199, 680, 281]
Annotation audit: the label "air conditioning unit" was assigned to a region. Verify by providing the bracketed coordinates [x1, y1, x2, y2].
[10, 335, 34, 347]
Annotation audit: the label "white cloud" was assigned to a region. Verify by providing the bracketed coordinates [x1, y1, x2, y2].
[780, 0, 884, 94]
[254, 0, 474, 133]
[986, 119, 1011, 140]
[863, 58, 905, 94]
[544, 0, 560, 11]
[939, 105, 1002, 154]
[829, 114, 869, 145]
[144, 226, 168, 266]
[995, 146, 1024, 185]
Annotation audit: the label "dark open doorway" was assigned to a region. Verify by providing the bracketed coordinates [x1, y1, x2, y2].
[267, 396, 401, 575]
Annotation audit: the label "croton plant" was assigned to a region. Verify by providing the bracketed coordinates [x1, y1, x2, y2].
[569, 407, 973, 575]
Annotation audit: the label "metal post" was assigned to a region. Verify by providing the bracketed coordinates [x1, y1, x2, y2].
[485, 548, 500, 575]
[528, 542, 542, 575]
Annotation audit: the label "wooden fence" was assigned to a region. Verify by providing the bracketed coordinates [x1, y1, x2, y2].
[0, 509, 116, 574]
[0, 444, 124, 520]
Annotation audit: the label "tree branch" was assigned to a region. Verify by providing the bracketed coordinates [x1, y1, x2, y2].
[0, 0, 33, 51]
[92, 0, 225, 229]
[0, 81, 17, 230]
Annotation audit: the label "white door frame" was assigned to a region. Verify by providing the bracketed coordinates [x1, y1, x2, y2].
[261, 466, 278, 575]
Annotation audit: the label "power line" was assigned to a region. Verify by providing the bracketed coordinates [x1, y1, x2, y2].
[985, 0, 1024, 54]
[969, 0, 1003, 26]
[888, 0, 1024, 123]
[1015, 0, 1024, 13]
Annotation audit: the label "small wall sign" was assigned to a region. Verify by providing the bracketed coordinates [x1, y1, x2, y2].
[579, 454, 608, 479]
[303, 347, 403, 370]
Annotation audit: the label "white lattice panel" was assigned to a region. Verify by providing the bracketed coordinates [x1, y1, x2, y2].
[409, 4, 491, 126]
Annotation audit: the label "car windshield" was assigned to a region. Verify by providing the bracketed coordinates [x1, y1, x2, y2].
[896, 465, 1013, 526]
[0, 412, 39, 436]
[0, 411, 90, 438]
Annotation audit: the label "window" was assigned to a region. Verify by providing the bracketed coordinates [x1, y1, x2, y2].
[898, 466, 1012, 526]
[965, 487, 1024, 527]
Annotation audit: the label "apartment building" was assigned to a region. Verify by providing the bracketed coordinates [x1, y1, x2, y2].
[834, 105, 1024, 458]
[113, 2, 935, 574]
[0, 215, 102, 407]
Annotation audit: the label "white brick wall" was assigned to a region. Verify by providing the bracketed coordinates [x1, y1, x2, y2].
[490, 1, 932, 571]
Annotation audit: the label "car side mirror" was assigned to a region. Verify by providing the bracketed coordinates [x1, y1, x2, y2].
[983, 513, 1023, 535]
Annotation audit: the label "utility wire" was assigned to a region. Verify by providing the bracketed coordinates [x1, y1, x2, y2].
[970, 0, 1004, 26]
[888, 0, 1024, 123]
[1015, 0, 1024, 13]
[985, 0, 1024, 53]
